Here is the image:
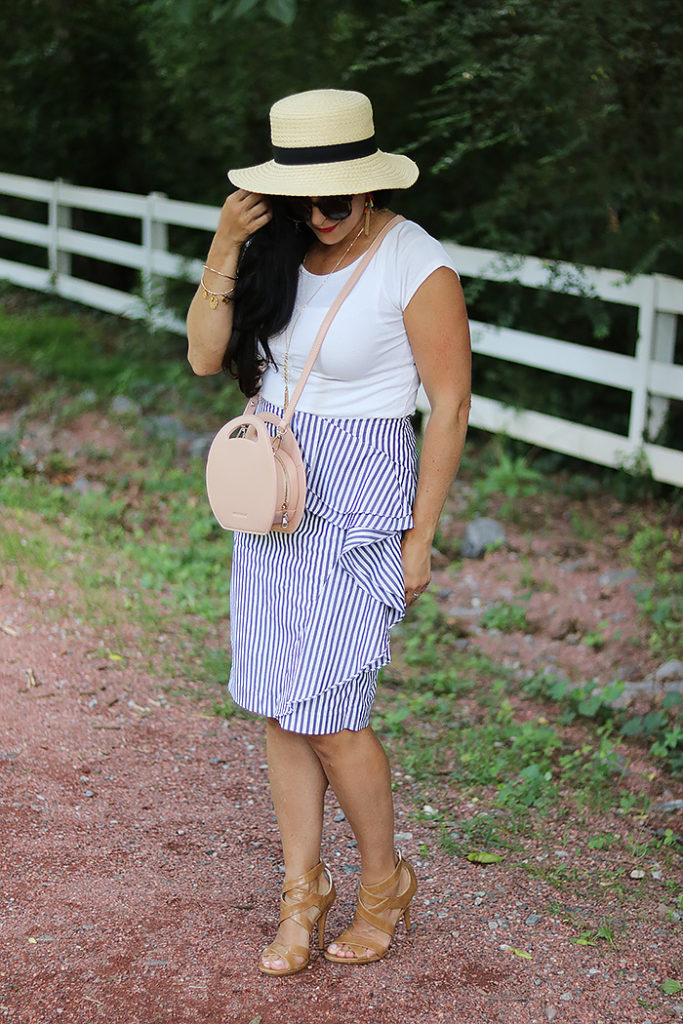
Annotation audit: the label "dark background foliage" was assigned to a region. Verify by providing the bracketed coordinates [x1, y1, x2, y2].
[3, 0, 681, 275]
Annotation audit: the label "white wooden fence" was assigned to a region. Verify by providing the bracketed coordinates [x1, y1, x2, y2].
[1, 171, 682, 486]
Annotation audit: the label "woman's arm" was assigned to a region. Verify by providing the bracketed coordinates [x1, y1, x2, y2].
[401, 266, 471, 602]
[186, 190, 271, 376]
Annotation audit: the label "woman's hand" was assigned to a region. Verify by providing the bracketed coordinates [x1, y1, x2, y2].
[210, 189, 272, 258]
[187, 190, 271, 375]
[401, 528, 432, 606]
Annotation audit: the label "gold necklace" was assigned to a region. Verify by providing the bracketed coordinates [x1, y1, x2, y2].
[283, 222, 365, 406]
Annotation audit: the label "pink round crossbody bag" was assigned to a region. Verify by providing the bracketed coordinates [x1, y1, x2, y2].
[205, 216, 402, 535]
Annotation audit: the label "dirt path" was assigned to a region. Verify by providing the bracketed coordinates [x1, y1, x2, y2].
[2, 555, 682, 1024]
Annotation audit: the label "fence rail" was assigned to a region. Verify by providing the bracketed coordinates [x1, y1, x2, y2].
[1, 171, 682, 486]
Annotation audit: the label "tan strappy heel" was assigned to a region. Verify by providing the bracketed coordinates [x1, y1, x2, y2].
[324, 850, 417, 965]
[259, 860, 336, 977]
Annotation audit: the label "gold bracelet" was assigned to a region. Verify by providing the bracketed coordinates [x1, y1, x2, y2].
[200, 274, 234, 309]
[203, 263, 237, 280]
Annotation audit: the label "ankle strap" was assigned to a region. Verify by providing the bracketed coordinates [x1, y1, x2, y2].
[282, 858, 325, 896]
[360, 850, 403, 897]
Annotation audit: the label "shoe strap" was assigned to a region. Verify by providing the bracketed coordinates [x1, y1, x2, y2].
[279, 889, 329, 927]
[356, 855, 417, 936]
[281, 859, 325, 897]
[260, 939, 309, 969]
[330, 926, 387, 958]
[360, 849, 404, 896]
[279, 862, 334, 928]
[355, 896, 404, 938]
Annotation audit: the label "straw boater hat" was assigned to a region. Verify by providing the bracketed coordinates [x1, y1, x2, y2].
[228, 89, 419, 197]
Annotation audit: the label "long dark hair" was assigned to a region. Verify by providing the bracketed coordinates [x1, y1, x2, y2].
[222, 191, 392, 396]
[222, 197, 309, 397]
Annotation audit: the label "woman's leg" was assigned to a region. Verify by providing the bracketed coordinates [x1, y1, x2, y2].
[308, 724, 395, 879]
[260, 718, 330, 971]
[307, 725, 409, 958]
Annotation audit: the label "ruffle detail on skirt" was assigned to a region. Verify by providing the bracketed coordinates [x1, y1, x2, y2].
[257, 399, 416, 533]
[302, 416, 415, 534]
[228, 401, 418, 727]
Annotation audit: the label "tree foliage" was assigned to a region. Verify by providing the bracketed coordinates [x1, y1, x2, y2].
[1, 0, 681, 274]
[352, 0, 683, 274]
[0, 0, 152, 190]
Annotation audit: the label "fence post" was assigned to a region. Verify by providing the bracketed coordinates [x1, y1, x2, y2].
[628, 277, 657, 455]
[647, 279, 677, 440]
[48, 178, 71, 282]
[142, 191, 168, 329]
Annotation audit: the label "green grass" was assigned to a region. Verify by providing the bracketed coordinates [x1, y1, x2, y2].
[0, 284, 240, 423]
[0, 290, 240, 686]
[373, 586, 682, 909]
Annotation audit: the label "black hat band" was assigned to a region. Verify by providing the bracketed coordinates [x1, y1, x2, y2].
[272, 135, 377, 166]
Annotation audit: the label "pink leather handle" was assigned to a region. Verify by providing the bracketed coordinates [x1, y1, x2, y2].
[276, 215, 404, 433]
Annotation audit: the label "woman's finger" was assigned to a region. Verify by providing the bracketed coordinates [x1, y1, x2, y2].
[247, 202, 270, 220]
[246, 208, 272, 233]
[241, 191, 268, 210]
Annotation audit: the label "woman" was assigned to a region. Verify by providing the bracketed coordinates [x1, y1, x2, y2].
[187, 89, 470, 975]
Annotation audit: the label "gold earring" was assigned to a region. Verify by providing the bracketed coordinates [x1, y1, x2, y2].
[364, 195, 374, 235]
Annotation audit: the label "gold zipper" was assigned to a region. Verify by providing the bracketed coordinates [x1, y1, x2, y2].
[273, 452, 289, 527]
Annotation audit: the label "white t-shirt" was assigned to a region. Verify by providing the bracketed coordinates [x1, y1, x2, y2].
[258, 219, 458, 418]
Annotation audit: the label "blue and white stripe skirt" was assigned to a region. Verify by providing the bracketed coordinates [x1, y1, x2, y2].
[228, 399, 418, 735]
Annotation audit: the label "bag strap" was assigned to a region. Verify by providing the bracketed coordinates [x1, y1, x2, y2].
[272, 214, 403, 433]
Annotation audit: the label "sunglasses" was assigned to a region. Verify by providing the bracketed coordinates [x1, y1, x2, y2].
[287, 195, 354, 223]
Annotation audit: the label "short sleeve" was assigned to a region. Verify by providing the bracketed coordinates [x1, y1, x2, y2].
[387, 220, 460, 312]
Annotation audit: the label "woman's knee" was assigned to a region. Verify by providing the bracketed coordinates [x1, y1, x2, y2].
[267, 717, 311, 749]
[306, 727, 366, 766]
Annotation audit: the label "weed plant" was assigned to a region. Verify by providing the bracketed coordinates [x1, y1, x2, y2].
[627, 522, 683, 661]
[480, 601, 530, 633]
[520, 672, 683, 776]
[470, 446, 545, 520]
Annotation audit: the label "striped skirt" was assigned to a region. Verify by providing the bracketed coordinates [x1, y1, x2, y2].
[227, 399, 418, 735]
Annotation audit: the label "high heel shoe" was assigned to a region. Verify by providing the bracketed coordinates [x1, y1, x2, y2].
[324, 850, 417, 965]
[258, 860, 336, 977]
